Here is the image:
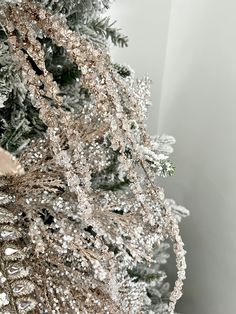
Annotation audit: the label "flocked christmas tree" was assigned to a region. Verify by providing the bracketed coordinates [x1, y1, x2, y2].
[0, 1, 189, 313]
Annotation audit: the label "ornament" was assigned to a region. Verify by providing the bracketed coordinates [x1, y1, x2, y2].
[0, 148, 25, 176]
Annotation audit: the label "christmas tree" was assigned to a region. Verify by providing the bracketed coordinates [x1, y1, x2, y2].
[0, 1, 188, 313]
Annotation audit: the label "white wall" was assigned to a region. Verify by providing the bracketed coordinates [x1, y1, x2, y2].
[159, 1, 236, 313]
[109, 0, 171, 134]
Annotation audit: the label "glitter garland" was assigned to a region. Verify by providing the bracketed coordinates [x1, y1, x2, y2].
[0, 1, 187, 313]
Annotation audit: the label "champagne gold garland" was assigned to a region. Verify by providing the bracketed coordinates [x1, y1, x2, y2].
[0, 1, 187, 313]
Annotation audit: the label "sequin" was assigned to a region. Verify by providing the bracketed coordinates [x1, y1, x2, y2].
[0, 292, 9, 308]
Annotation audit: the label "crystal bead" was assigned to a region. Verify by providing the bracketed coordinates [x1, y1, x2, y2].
[0, 271, 6, 284]
[5, 247, 18, 255]
[0, 226, 21, 241]
[0, 292, 9, 308]
[3, 245, 25, 261]
[6, 263, 30, 280]
[16, 297, 37, 312]
[12, 279, 35, 296]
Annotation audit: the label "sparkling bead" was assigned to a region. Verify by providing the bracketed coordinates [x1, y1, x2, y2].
[16, 297, 37, 312]
[3, 245, 25, 261]
[12, 279, 35, 297]
[6, 263, 30, 280]
[0, 226, 21, 241]
[0, 292, 9, 308]
[5, 248, 18, 255]
[0, 271, 6, 284]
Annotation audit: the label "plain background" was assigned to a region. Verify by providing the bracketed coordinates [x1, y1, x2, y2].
[109, 0, 171, 134]
[109, 1, 236, 314]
